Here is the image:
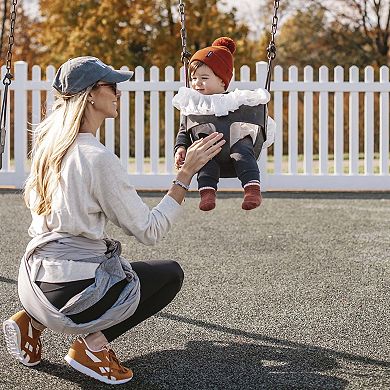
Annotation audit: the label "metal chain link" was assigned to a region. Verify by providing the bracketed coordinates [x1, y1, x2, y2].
[1, 0, 18, 169]
[3, 0, 17, 85]
[178, 0, 191, 88]
[265, 0, 280, 91]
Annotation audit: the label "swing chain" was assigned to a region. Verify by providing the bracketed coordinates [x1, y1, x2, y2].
[178, 0, 191, 87]
[0, 0, 18, 167]
[265, 0, 279, 91]
[3, 0, 18, 86]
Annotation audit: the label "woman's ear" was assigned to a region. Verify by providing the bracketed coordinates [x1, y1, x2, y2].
[87, 90, 96, 105]
[88, 89, 96, 99]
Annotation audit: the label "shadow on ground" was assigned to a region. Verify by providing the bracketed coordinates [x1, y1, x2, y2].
[29, 339, 348, 390]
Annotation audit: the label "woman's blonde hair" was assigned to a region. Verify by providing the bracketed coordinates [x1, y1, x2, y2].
[24, 87, 93, 215]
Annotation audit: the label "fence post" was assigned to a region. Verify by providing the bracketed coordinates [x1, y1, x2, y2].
[14, 61, 28, 186]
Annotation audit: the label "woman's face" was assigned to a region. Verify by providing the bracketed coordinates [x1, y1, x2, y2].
[191, 65, 225, 95]
[90, 82, 121, 119]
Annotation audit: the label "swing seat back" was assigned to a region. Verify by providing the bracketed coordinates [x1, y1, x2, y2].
[186, 104, 267, 178]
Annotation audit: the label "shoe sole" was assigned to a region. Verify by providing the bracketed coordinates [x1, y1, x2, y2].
[3, 319, 40, 367]
[64, 354, 133, 385]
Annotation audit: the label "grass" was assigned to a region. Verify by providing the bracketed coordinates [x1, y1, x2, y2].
[3, 153, 389, 175]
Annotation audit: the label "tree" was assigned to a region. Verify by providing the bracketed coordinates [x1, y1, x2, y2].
[0, 0, 38, 66]
[314, 0, 390, 66]
[262, 3, 375, 70]
[33, 0, 161, 68]
[31, 0, 256, 71]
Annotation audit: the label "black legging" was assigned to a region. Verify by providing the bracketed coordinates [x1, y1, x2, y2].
[36, 260, 184, 342]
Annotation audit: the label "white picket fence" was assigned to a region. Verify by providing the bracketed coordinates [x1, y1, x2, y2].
[0, 60, 389, 190]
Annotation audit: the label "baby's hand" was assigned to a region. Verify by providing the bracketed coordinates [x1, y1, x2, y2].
[175, 147, 187, 170]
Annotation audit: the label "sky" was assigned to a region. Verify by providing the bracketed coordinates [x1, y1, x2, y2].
[24, 0, 263, 37]
[222, 0, 263, 38]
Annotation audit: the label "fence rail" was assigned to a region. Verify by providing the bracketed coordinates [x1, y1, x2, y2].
[0, 61, 389, 191]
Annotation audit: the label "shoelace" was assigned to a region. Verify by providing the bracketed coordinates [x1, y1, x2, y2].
[108, 349, 127, 374]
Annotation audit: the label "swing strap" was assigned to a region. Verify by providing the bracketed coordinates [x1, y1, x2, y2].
[0, 0, 18, 170]
[265, 0, 280, 92]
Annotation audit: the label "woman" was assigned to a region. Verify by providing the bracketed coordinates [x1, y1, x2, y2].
[2, 56, 225, 385]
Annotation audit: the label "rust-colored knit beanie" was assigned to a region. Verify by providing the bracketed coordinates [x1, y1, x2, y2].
[190, 37, 236, 90]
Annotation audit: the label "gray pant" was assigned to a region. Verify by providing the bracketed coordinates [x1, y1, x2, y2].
[197, 136, 260, 189]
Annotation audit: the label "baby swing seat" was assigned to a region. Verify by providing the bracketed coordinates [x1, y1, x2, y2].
[184, 104, 267, 178]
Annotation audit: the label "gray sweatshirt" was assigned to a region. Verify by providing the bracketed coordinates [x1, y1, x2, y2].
[27, 133, 183, 283]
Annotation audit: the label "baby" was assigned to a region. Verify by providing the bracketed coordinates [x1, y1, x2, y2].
[174, 37, 272, 211]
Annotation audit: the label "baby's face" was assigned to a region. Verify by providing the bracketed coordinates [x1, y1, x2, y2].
[190, 64, 225, 95]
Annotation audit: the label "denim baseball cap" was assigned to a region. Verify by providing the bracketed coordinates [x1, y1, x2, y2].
[52, 56, 134, 96]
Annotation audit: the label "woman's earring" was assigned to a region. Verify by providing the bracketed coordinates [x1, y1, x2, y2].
[89, 100, 95, 105]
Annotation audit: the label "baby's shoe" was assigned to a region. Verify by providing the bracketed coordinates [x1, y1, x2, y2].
[199, 188, 216, 211]
[242, 182, 262, 210]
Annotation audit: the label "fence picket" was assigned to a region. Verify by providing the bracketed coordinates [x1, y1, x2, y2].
[31, 65, 42, 147]
[349, 66, 359, 175]
[164, 66, 175, 174]
[105, 118, 115, 153]
[45, 66, 55, 113]
[379, 66, 389, 175]
[273, 66, 283, 174]
[304, 66, 313, 174]
[256, 62, 268, 187]
[14, 62, 28, 181]
[334, 66, 344, 175]
[364, 66, 374, 174]
[150, 66, 160, 174]
[319, 66, 329, 174]
[135, 66, 145, 174]
[240, 65, 250, 82]
[288, 66, 298, 174]
[119, 66, 130, 171]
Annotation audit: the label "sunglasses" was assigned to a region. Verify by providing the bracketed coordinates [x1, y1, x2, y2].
[95, 82, 118, 94]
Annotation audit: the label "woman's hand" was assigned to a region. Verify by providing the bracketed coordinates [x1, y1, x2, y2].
[169, 133, 225, 205]
[175, 147, 187, 170]
[181, 132, 225, 177]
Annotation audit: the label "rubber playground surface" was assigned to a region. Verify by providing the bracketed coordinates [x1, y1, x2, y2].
[0, 191, 389, 390]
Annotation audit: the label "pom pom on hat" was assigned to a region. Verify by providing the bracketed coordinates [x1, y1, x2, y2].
[212, 37, 236, 55]
[190, 36, 237, 90]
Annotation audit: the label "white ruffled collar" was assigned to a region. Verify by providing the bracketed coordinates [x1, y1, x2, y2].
[172, 87, 271, 117]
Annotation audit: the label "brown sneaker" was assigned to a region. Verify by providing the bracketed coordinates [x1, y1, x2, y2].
[65, 337, 133, 385]
[199, 188, 216, 211]
[3, 310, 43, 366]
[242, 183, 262, 210]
